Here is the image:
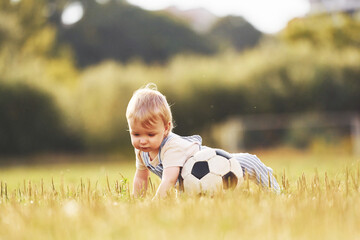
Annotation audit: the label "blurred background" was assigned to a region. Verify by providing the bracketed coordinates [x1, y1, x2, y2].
[1, 0, 360, 163]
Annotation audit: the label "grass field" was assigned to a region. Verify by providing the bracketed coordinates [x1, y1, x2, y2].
[0, 150, 359, 240]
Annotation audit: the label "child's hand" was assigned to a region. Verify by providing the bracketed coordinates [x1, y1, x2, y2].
[154, 167, 180, 198]
[133, 169, 149, 198]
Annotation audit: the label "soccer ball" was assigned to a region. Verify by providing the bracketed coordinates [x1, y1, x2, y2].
[179, 148, 243, 194]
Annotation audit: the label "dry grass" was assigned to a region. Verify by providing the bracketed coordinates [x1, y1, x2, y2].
[0, 151, 359, 240]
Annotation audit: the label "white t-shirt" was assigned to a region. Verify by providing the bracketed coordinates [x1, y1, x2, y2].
[135, 134, 201, 170]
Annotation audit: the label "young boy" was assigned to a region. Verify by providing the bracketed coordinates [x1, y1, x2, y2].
[126, 84, 280, 198]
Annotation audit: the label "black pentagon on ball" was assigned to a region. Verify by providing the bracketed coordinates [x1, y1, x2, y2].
[191, 161, 210, 180]
[222, 172, 238, 190]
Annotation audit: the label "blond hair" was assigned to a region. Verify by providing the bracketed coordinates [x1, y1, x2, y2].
[126, 83, 173, 131]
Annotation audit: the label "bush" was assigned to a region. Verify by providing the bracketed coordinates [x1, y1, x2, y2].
[0, 82, 83, 156]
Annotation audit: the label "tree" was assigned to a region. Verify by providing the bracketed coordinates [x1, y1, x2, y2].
[52, 0, 215, 67]
[0, 82, 82, 155]
[279, 13, 360, 48]
[0, 0, 82, 156]
[207, 16, 263, 51]
[0, 0, 77, 83]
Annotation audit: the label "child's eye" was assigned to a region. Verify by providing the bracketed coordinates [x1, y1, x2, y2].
[148, 134, 156, 137]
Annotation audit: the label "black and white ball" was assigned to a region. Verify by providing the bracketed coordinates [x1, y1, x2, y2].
[179, 148, 243, 194]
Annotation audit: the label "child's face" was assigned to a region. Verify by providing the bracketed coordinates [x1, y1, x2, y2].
[128, 118, 170, 156]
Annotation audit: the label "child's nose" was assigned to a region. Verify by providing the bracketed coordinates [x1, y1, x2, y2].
[139, 137, 147, 144]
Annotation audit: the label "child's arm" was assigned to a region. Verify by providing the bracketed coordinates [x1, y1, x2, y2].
[154, 166, 180, 198]
[133, 168, 150, 198]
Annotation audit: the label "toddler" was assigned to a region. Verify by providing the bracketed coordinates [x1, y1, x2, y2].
[126, 84, 280, 198]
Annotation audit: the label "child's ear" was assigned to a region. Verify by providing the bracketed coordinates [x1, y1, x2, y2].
[165, 121, 171, 132]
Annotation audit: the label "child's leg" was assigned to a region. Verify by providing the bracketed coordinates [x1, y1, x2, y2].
[232, 153, 280, 193]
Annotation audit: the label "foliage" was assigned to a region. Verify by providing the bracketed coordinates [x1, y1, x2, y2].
[207, 16, 263, 51]
[0, 0, 81, 156]
[53, 0, 215, 67]
[0, 0, 78, 89]
[0, 82, 83, 155]
[279, 12, 360, 49]
[69, 41, 360, 150]
[49, 1, 265, 67]
[1, 1, 360, 154]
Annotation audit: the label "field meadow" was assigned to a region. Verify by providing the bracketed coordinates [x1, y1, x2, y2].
[0, 149, 360, 240]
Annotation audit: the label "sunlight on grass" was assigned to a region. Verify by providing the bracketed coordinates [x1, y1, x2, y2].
[0, 151, 359, 239]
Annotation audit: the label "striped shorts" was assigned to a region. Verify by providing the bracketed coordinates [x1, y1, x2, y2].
[232, 152, 280, 193]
